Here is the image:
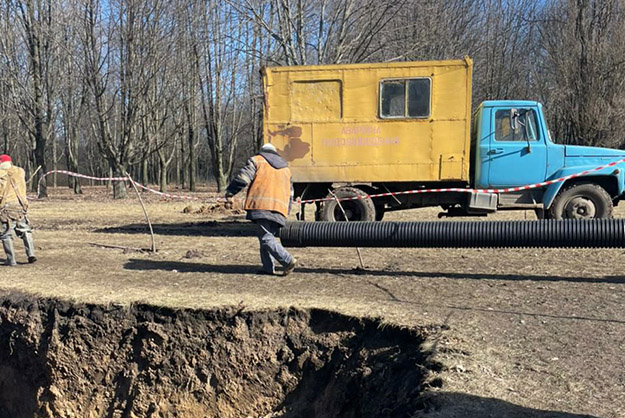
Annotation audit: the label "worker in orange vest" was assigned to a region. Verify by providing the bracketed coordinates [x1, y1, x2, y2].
[0, 154, 37, 266]
[225, 143, 296, 276]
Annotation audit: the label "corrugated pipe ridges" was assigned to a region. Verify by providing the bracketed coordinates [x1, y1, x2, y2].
[279, 219, 625, 248]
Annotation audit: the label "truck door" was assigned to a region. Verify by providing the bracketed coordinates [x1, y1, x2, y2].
[487, 107, 547, 187]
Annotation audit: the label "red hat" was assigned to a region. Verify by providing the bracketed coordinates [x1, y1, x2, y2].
[0, 155, 11, 163]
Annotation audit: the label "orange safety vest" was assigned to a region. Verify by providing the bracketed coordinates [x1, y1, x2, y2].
[244, 155, 291, 216]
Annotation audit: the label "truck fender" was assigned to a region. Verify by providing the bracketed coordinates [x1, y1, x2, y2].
[542, 182, 565, 210]
[542, 166, 624, 209]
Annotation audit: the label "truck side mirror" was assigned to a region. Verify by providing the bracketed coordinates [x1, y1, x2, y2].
[510, 108, 519, 131]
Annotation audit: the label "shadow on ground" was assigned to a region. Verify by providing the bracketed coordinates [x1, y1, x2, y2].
[123, 259, 625, 326]
[420, 392, 596, 418]
[123, 259, 625, 285]
[95, 221, 255, 237]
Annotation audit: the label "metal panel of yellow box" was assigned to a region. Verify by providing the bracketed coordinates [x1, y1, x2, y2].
[262, 58, 473, 183]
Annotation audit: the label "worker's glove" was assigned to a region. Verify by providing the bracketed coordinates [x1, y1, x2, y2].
[224, 192, 234, 210]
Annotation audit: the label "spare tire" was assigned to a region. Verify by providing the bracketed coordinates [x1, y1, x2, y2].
[318, 186, 376, 222]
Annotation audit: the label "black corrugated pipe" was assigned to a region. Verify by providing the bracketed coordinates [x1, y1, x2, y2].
[279, 220, 625, 248]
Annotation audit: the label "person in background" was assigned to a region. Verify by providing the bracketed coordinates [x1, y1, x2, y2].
[0, 154, 36, 266]
[225, 143, 296, 276]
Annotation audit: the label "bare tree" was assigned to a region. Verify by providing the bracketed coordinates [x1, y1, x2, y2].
[80, 0, 126, 197]
[2, 0, 58, 196]
[472, 0, 541, 102]
[176, 2, 200, 191]
[58, 1, 86, 193]
[81, 0, 175, 198]
[191, 0, 249, 191]
[537, 0, 625, 147]
[236, 0, 408, 65]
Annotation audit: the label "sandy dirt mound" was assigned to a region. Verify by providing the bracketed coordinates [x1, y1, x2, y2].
[0, 295, 441, 417]
[183, 202, 245, 216]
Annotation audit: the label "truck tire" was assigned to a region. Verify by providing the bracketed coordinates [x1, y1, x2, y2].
[548, 183, 613, 220]
[319, 186, 376, 222]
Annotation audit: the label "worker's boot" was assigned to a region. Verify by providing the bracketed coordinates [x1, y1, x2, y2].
[2, 239, 17, 266]
[22, 232, 36, 263]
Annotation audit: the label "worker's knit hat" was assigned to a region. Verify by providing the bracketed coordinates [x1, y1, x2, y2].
[261, 143, 277, 153]
[0, 154, 11, 163]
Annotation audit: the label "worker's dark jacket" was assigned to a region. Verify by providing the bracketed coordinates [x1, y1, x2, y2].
[226, 151, 293, 226]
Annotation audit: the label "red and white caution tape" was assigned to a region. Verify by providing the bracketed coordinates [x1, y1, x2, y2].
[131, 181, 225, 202]
[39, 170, 129, 183]
[36, 170, 225, 203]
[36, 157, 625, 205]
[297, 157, 625, 204]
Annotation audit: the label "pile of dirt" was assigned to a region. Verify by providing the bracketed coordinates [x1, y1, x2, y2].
[183, 203, 245, 216]
[0, 295, 442, 417]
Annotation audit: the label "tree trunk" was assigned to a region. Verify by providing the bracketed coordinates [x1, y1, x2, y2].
[109, 160, 127, 199]
[31, 22, 48, 196]
[216, 170, 227, 191]
[34, 134, 47, 196]
[52, 134, 57, 187]
[141, 157, 149, 185]
[66, 127, 82, 194]
[174, 140, 180, 186]
[188, 124, 196, 192]
[157, 148, 169, 192]
[179, 133, 186, 188]
[214, 142, 227, 191]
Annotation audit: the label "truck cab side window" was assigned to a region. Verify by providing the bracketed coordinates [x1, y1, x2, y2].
[380, 78, 431, 118]
[495, 109, 538, 142]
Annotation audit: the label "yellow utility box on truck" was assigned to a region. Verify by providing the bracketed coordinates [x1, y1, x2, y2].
[262, 58, 474, 221]
[262, 58, 473, 184]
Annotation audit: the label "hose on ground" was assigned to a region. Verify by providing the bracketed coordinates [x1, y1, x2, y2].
[279, 219, 625, 248]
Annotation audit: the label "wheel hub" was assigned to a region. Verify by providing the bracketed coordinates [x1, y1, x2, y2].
[565, 197, 596, 219]
[335, 205, 358, 221]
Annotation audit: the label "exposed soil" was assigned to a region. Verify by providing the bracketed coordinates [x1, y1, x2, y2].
[0, 295, 440, 418]
[1, 186, 623, 417]
[183, 204, 245, 216]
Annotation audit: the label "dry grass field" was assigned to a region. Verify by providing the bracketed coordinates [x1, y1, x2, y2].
[1, 186, 624, 417]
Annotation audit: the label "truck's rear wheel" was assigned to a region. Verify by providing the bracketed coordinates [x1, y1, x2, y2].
[548, 183, 613, 220]
[319, 186, 376, 222]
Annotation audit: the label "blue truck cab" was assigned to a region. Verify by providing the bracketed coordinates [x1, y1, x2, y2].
[471, 100, 625, 219]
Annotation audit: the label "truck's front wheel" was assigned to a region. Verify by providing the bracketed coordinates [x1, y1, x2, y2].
[319, 186, 376, 222]
[548, 183, 613, 220]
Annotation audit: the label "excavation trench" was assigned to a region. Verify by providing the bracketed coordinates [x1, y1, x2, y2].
[0, 296, 441, 417]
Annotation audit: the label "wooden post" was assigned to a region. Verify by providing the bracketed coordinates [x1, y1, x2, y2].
[328, 189, 365, 270]
[126, 172, 157, 252]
